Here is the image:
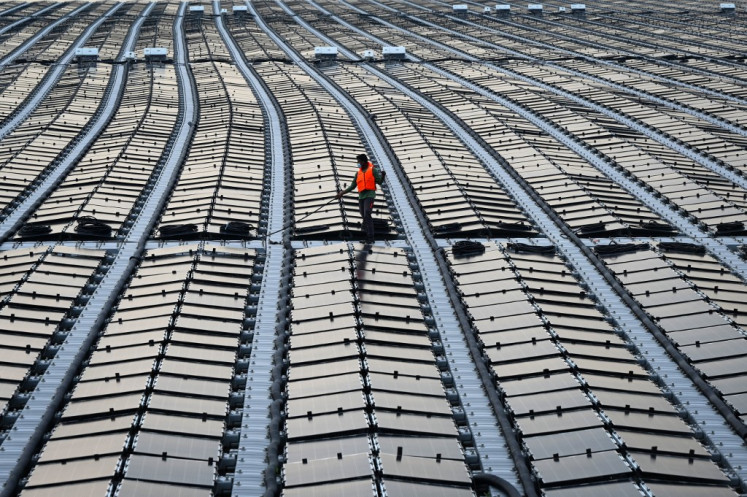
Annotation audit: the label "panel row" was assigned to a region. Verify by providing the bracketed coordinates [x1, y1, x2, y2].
[595, 243, 747, 426]
[156, 19, 265, 239]
[0, 6, 139, 219]
[444, 241, 737, 496]
[0, 2, 109, 123]
[20, 244, 259, 497]
[17, 5, 180, 241]
[284, 243, 474, 496]
[0, 245, 105, 423]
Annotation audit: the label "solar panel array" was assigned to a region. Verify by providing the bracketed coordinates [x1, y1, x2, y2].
[0, 1, 745, 497]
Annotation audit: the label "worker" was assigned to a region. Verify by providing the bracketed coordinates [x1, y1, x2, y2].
[336, 153, 385, 244]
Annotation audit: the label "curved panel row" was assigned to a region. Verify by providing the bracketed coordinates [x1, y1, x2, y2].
[444, 242, 738, 497]
[284, 243, 473, 496]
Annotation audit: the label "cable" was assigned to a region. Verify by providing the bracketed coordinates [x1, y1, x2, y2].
[472, 472, 523, 497]
[658, 241, 706, 255]
[716, 221, 746, 235]
[74, 216, 112, 238]
[220, 221, 254, 237]
[17, 223, 52, 238]
[452, 240, 485, 258]
[506, 242, 555, 255]
[159, 223, 198, 239]
[593, 243, 648, 256]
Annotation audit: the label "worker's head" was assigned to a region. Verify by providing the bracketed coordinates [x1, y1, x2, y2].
[357, 154, 368, 167]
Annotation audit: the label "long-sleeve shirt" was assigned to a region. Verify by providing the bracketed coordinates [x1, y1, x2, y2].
[343, 165, 384, 199]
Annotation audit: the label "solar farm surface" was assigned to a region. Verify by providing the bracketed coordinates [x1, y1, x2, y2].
[0, 0, 745, 496]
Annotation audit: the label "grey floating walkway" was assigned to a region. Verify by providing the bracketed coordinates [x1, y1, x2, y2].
[0, 3, 29, 17]
[214, 2, 290, 494]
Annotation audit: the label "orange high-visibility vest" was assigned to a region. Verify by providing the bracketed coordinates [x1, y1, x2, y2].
[356, 162, 376, 192]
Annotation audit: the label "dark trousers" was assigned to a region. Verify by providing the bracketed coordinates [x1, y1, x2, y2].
[359, 197, 375, 241]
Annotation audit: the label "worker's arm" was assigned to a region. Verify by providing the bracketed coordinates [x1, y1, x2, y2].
[336, 175, 357, 198]
[373, 166, 385, 184]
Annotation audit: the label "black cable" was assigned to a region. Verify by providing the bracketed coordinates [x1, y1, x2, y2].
[74, 216, 112, 238]
[159, 223, 198, 238]
[17, 223, 52, 238]
[220, 221, 254, 237]
[507, 242, 555, 254]
[658, 241, 706, 255]
[433, 222, 462, 235]
[716, 221, 746, 235]
[593, 243, 648, 255]
[472, 473, 523, 497]
[452, 240, 485, 258]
